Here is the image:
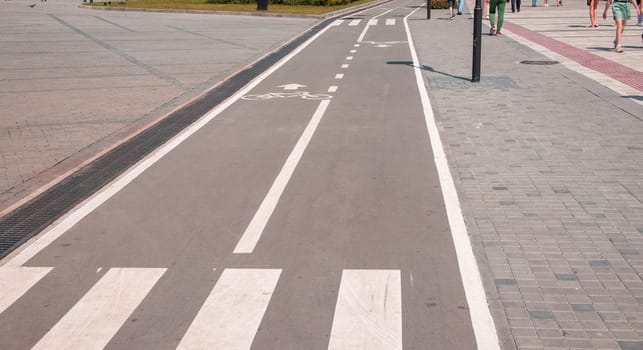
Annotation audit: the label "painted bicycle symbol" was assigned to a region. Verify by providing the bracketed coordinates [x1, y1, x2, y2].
[241, 91, 332, 101]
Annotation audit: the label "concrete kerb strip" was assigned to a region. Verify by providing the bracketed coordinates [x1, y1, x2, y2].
[78, 0, 393, 19]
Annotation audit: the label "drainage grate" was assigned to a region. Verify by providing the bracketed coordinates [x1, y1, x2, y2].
[520, 60, 560, 65]
[0, 17, 338, 261]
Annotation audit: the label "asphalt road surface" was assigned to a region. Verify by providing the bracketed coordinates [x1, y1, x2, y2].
[0, 1, 495, 349]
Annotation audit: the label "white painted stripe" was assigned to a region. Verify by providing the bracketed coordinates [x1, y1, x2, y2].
[328, 270, 402, 350]
[341, 64, 349, 69]
[2, 14, 337, 268]
[328, 86, 338, 92]
[357, 20, 373, 42]
[346, 56, 353, 60]
[403, 7, 500, 350]
[335, 74, 344, 79]
[354, 44, 360, 47]
[349, 19, 361, 26]
[350, 49, 357, 53]
[368, 19, 379, 26]
[331, 19, 344, 26]
[386, 18, 396, 26]
[177, 269, 281, 350]
[0, 267, 52, 314]
[32, 268, 165, 350]
[372, 8, 393, 19]
[234, 99, 331, 253]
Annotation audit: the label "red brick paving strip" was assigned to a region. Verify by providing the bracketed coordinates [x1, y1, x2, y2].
[503, 21, 643, 93]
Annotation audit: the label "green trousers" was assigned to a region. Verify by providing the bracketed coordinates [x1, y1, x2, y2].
[489, 0, 506, 32]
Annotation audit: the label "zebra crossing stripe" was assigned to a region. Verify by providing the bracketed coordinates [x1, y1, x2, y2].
[177, 269, 281, 350]
[386, 18, 396, 26]
[349, 19, 362, 26]
[328, 270, 402, 350]
[368, 19, 379, 26]
[32, 268, 166, 350]
[331, 19, 344, 26]
[0, 266, 53, 314]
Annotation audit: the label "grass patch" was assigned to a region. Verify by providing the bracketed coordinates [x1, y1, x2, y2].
[85, 0, 376, 15]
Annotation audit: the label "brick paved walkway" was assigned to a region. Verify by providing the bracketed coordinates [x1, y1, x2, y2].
[409, 0, 643, 348]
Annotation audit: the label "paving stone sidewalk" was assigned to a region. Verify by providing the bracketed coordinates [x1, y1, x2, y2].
[408, 1, 643, 349]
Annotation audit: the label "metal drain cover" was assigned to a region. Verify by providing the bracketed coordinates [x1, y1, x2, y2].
[520, 60, 560, 65]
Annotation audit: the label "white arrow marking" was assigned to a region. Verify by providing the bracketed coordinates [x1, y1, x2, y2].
[278, 83, 307, 91]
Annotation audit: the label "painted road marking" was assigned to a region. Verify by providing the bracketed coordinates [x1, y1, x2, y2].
[335, 74, 344, 79]
[357, 8, 393, 43]
[234, 99, 331, 253]
[350, 49, 357, 53]
[328, 270, 402, 350]
[177, 269, 281, 350]
[1, 9, 337, 269]
[349, 19, 361, 26]
[341, 64, 349, 69]
[403, 7, 500, 350]
[328, 86, 338, 93]
[386, 18, 396, 26]
[32, 268, 165, 350]
[346, 56, 353, 60]
[331, 19, 344, 26]
[354, 44, 360, 47]
[0, 266, 53, 314]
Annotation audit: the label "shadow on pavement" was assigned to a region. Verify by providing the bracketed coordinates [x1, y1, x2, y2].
[387, 61, 470, 81]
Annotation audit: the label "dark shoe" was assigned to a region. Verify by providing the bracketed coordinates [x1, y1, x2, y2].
[457, 11, 462, 14]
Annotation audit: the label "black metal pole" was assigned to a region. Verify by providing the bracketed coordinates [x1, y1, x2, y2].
[427, 0, 431, 19]
[472, 0, 482, 82]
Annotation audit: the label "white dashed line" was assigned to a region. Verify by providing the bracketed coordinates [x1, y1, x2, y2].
[341, 64, 349, 69]
[335, 74, 344, 79]
[328, 86, 338, 92]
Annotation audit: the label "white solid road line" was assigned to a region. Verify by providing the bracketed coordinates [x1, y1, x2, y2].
[0, 266, 53, 314]
[234, 99, 331, 253]
[328, 270, 402, 350]
[386, 18, 396, 26]
[403, 7, 500, 350]
[177, 269, 281, 350]
[32, 268, 165, 350]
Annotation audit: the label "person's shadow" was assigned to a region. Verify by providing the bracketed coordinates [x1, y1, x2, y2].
[387, 61, 470, 81]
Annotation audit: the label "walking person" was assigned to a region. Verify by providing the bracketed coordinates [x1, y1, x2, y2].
[457, 0, 464, 15]
[511, 0, 521, 12]
[588, 0, 600, 27]
[484, 0, 490, 18]
[603, 0, 640, 52]
[489, 0, 506, 35]
[448, 0, 456, 18]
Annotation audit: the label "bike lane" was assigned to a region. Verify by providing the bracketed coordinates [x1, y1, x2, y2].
[0, 1, 494, 349]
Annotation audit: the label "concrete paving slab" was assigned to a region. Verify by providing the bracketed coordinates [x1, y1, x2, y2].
[0, 0, 317, 214]
[409, 0, 642, 348]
